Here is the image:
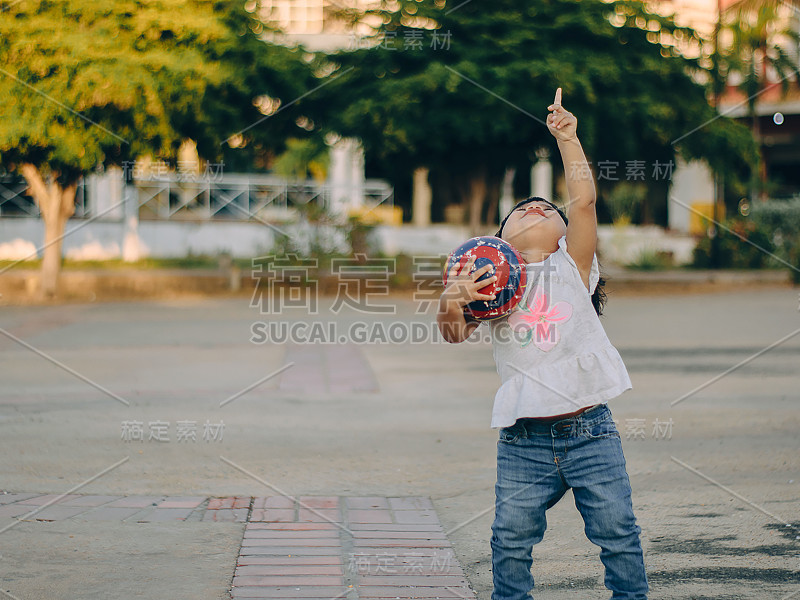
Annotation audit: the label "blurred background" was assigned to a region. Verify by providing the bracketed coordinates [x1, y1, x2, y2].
[2, 4, 799, 598]
[0, 0, 798, 299]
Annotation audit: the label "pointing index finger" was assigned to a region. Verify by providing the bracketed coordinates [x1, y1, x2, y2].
[554, 87, 562, 106]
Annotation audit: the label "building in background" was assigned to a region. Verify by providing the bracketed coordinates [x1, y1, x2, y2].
[0, 1, 396, 263]
[259, 0, 799, 228]
[651, 0, 800, 232]
[257, 0, 379, 51]
[651, 0, 736, 37]
[255, 1, 397, 223]
[2, 1, 797, 263]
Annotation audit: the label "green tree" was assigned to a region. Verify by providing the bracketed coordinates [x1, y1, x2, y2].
[713, 0, 800, 202]
[0, 0, 313, 296]
[308, 0, 758, 230]
[272, 137, 330, 181]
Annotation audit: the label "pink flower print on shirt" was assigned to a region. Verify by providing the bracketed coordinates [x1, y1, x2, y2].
[507, 284, 573, 351]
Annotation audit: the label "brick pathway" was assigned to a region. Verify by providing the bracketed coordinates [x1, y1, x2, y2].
[0, 492, 477, 600]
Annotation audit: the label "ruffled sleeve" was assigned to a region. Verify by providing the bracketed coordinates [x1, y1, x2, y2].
[557, 235, 600, 295]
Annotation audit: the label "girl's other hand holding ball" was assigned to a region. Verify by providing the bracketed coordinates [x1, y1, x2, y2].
[441, 254, 497, 312]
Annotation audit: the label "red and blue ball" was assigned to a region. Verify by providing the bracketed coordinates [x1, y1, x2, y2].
[443, 236, 527, 321]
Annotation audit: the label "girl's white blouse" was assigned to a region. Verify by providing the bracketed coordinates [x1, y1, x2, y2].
[486, 235, 632, 428]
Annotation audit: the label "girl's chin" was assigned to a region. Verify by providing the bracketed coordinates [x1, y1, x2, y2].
[507, 231, 558, 246]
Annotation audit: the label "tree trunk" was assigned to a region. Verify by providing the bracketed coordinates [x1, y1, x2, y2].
[750, 107, 762, 203]
[467, 165, 487, 236]
[758, 45, 769, 202]
[754, 112, 768, 202]
[484, 168, 502, 229]
[640, 187, 652, 225]
[20, 164, 77, 298]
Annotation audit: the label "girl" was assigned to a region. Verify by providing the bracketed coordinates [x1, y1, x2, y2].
[436, 89, 649, 599]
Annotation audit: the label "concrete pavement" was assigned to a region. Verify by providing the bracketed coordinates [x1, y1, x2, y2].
[1, 287, 798, 599]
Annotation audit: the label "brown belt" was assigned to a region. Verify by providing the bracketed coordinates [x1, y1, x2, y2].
[520, 403, 601, 423]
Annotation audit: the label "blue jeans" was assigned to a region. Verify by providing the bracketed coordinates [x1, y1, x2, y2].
[491, 404, 648, 600]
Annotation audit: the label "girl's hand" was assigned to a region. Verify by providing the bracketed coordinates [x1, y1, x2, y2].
[441, 254, 497, 312]
[547, 87, 577, 142]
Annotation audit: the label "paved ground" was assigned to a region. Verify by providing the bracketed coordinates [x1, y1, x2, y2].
[0, 492, 469, 600]
[0, 285, 799, 599]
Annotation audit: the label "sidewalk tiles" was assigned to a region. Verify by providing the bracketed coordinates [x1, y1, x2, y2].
[0, 492, 477, 600]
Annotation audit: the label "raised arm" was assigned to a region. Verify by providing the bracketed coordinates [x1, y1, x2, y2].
[546, 87, 597, 291]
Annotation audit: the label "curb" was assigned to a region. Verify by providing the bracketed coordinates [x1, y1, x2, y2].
[0, 267, 795, 305]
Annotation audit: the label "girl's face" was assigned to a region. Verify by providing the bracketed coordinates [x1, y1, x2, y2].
[501, 200, 567, 257]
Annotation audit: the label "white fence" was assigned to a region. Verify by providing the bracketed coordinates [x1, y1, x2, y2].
[0, 171, 393, 261]
[0, 172, 393, 222]
[0, 175, 90, 218]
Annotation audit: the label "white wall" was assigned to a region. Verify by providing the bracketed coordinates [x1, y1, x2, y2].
[371, 224, 473, 257]
[597, 225, 696, 265]
[373, 224, 697, 265]
[0, 219, 277, 261]
[669, 156, 715, 233]
[1, 219, 698, 265]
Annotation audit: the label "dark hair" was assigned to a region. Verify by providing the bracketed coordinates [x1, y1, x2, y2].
[495, 196, 608, 316]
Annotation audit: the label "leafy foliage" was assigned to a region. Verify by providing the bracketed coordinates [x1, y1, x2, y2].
[717, 2, 800, 115]
[749, 197, 800, 281]
[272, 137, 330, 180]
[692, 197, 800, 278]
[0, 0, 316, 182]
[692, 217, 777, 269]
[604, 181, 647, 225]
[306, 0, 758, 221]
